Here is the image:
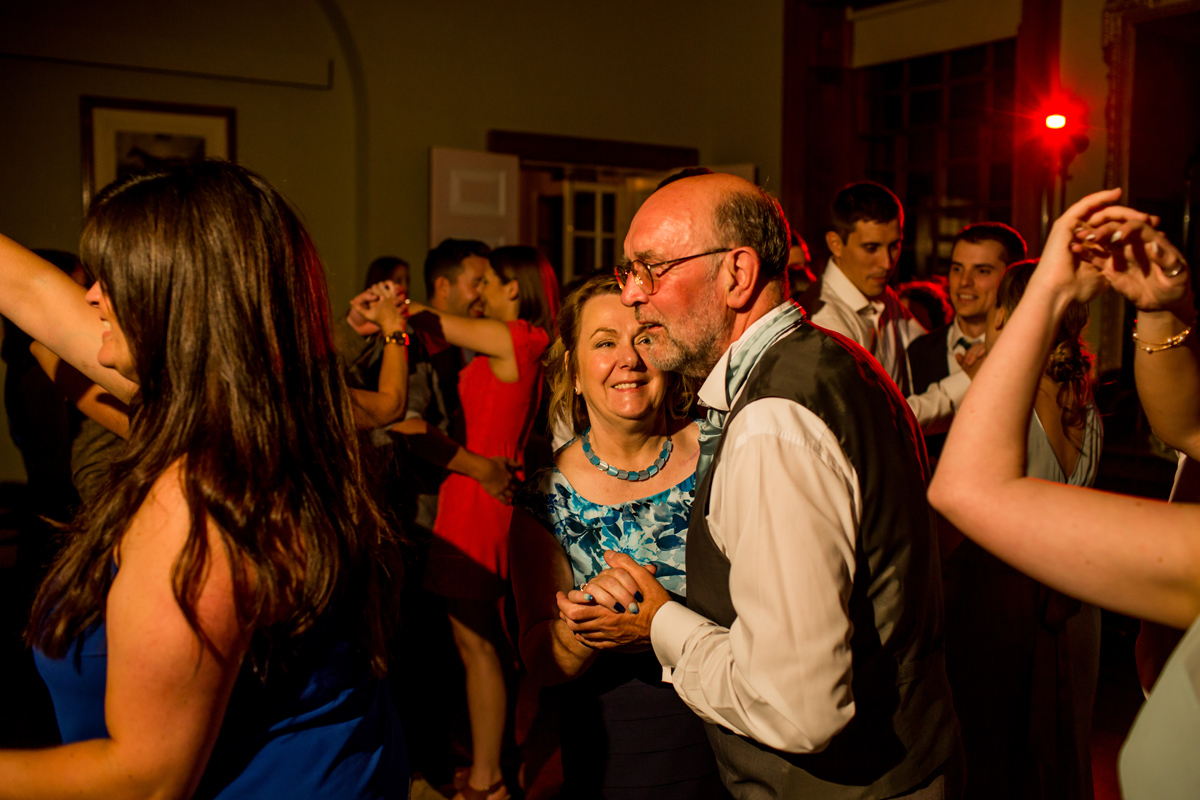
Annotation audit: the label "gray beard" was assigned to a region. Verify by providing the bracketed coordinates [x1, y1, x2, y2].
[646, 324, 724, 378]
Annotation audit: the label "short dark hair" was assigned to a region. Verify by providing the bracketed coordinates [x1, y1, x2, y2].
[364, 256, 408, 290]
[830, 182, 903, 242]
[713, 185, 791, 281]
[951, 222, 1028, 266]
[423, 238, 490, 292]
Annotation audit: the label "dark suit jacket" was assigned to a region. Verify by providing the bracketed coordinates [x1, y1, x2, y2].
[907, 326, 951, 460]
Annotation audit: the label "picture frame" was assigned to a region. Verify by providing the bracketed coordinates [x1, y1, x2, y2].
[80, 96, 236, 209]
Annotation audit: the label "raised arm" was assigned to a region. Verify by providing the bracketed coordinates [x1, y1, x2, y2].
[929, 188, 1200, 629]
[405, 301, 517, 379]
[509, 507, 598, 684]
[0, 234, 137, 402]
[348, 282, 409, 429]
[1075, 208, 1200, 458]
[0, 464, 249, 799]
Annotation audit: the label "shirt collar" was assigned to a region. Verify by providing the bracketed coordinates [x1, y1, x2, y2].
[823, 259, 878, 314]
[948, 316, 985, 348]
[697, 301, 795, 413]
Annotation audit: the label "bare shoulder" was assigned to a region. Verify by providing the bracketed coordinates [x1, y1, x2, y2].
[110, 458, 242, 651]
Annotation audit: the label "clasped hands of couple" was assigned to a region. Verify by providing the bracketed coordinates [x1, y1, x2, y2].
[1037, 187, 1192, 321]
[557, 550, 670, 650]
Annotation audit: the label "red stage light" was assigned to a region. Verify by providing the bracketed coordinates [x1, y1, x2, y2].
[1045, 114, 1067, 130]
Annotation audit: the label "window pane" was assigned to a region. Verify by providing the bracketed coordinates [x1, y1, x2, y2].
[949, 82, 986, 120]
[907, 170, 936, 205]
[991, 121, 1013, 160]
[948, 163, 979, 202]
[910, 53, 943, 86]
[870, 61, 904, 92]
[948, 125, 978, 160]
[574, 191, 595, 232]
[993, 72, 1015, 112]
[990, 162, 1013, 203]
[871, 136, 896, 169]
[910, 89, 942, 126]
[950, 45, 987, 78]
[601, 238, 614, 270]
[909, 130, 937, 165]
[601, 193, 615, 233]
[574, 236, 595, 274]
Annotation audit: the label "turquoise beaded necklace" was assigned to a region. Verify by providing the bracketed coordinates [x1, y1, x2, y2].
[580, 427, 672, 482]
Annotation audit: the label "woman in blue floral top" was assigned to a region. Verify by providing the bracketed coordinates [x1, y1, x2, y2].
[512, 273, 729, 799]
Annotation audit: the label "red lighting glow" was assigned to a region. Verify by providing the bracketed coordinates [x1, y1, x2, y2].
[1045, 114, 1067, 129]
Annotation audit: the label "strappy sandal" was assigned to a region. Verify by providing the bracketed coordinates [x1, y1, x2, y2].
[452, 778, 508, 800]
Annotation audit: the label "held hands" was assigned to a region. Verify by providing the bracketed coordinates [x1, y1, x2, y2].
[478, 456, 521, 504]
[348, 281, 409, 336]
[358, 281, 408, 335]
[1072, 207, 1194, 317]
[557, 551, 669, 650]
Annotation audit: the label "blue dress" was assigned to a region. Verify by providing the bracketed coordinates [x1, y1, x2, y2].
[517, 465, 729, 800]
[34, 608, 409, 798]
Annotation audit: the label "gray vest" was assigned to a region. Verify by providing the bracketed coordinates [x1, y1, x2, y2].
[687, 323, 960, 799]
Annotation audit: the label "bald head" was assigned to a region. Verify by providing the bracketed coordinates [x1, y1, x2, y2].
[633, 173, 791, 283]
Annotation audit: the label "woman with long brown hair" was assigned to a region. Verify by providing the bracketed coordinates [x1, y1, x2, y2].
[0, 160, 407, 798]
[405, 245, 559, 800]
[942, 257, 1104, 799]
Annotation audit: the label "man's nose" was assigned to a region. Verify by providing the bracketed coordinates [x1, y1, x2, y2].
[619, 273, 647, 307]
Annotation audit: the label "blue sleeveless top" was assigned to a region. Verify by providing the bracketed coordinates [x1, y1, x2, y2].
[35, 616, 408, 799]
[515, 464, 695, 596]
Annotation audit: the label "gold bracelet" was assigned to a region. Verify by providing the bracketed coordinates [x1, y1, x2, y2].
[382, 330, 409, 347]
[1132, 320, 1194, 353]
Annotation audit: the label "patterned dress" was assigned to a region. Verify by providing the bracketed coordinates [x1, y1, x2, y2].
[517, 462, 729, 800]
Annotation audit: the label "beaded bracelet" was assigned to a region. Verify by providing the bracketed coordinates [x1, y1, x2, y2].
[1132, 320, 1194, 353]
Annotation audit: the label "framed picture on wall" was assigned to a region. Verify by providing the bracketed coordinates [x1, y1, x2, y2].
[80, 96, 236, 209]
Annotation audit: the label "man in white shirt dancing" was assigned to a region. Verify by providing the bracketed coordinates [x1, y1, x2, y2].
[561, 171, 962, 799]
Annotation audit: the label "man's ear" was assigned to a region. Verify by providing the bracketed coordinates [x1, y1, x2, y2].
[726, 248, 762, 311]
[825, 230, 845, 263]
[992, 307, 1007, 331]
[432, 275, 450, 301]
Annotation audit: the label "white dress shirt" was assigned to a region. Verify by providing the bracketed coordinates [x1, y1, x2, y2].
[811, 260, 978, 432]
[810, 260, 925, 393]
[650, 306, 862, 754]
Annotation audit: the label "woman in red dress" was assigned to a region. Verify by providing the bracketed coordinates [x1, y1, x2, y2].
[407, 246, 558, 800]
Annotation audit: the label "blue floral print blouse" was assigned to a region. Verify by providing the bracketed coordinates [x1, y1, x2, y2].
[516, 465, 695, 597]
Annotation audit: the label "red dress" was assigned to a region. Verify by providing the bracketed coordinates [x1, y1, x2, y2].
[425, 319, 549, 600]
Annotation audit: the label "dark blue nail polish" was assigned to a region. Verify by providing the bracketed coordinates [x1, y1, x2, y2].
[629, 602, 640, 615]
[583, 594, 594, 602]
[614, 603, 625, 614]
[634, 592, 644, 603]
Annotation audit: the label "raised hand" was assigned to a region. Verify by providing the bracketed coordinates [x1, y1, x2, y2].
[359, 281, 407, 334]
[1074, 207, 1193, 317]
[347, 286, 382, 336]
[1029, 187, 1124, 307]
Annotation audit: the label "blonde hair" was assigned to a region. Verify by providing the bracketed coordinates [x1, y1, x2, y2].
[546, 272, 695, 435]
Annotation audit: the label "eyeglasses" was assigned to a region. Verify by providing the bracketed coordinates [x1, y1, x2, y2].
[615, 248, 732, 295]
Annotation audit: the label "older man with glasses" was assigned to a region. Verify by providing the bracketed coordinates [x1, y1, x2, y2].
[562, 170, 963, 799]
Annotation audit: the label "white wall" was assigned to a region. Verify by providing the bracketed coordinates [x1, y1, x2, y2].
[0, 0, 784, 482]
